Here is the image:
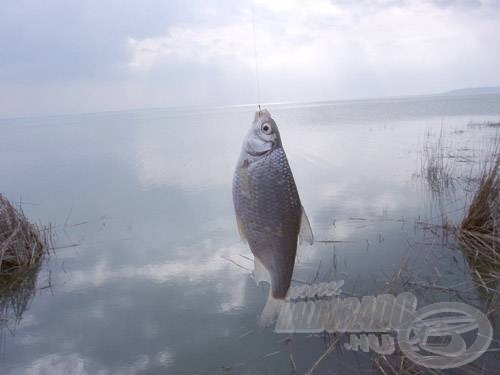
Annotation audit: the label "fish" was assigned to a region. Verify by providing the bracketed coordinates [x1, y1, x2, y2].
[232, 108, 313, 327]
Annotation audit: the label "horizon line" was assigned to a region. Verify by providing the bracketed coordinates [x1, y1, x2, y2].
[1, 87, 499, 122]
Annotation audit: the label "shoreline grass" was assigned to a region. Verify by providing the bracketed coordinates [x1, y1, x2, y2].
[456, 157, 499, 287]
[420, 129, 456, 195]
[0, 194, 50, 273]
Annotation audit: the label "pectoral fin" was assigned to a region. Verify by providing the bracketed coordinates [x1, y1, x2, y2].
[299, 206, 314, 245]
[236, 215, 248, 243]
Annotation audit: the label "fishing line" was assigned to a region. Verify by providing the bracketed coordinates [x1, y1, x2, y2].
[251, 8, 261, 111]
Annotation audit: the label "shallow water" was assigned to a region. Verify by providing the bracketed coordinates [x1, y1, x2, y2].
[0, 94, 499, 374]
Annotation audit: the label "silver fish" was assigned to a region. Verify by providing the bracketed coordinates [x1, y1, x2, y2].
[232, 109, 313, 326]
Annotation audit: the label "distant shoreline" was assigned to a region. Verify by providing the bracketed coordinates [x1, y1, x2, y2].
[444, 86, 500, 96]
[1, 89, 500, 122]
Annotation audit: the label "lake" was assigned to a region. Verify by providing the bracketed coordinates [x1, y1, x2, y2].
[1, 93, 499, 374]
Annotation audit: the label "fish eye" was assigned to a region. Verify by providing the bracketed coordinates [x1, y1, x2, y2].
[261, 123, 272, 135]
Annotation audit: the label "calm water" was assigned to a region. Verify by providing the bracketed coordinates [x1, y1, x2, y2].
[0, 94, 499, 374]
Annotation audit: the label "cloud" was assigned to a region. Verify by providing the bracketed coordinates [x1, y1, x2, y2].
[127, 0, 500, 93]
[1, 0, 499, 117]
[8, 353, 91, 375]
[8, 350, 176, 375]
[60, 242, 251, 290]
[0, 0, 230, 84]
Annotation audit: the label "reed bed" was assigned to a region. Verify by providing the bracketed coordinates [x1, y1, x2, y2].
[1, 193, 52, 337]
[0, 194, 50, 273]
[456, 157, 499, 284]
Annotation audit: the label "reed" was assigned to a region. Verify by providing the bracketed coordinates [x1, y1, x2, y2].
[456, 157, 499, 282]
[420, 129, 455, 195]
[0, 194, 50, 273]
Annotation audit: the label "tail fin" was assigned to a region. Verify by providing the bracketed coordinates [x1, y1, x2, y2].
[258, 293, 283, 328]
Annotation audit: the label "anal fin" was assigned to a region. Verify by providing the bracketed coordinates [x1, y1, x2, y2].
[253, 256, 271, 285]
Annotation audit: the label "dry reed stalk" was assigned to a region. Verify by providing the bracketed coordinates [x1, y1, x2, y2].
[0, 194, 49, 273]
[456, 157, 499, 279]
[420, 129, 457, 196]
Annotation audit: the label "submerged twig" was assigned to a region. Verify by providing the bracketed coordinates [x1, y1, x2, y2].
[305, 336, 341, 375]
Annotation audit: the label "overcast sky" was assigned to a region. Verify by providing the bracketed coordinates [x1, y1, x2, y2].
[1, 0, 500, 118]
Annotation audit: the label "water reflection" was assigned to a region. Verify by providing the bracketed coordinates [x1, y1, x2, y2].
[0, 94, 499, 373]
[0, 264, 42, 346]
